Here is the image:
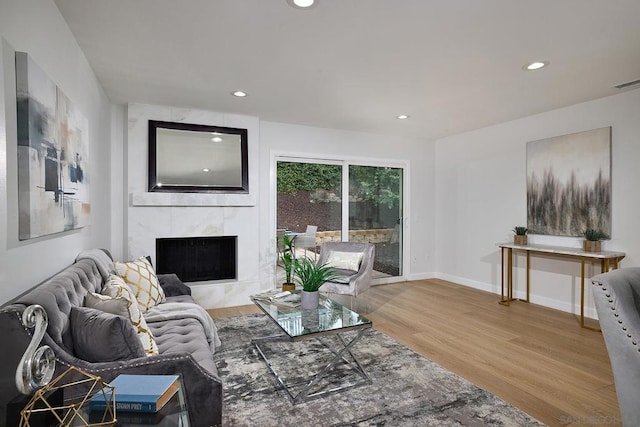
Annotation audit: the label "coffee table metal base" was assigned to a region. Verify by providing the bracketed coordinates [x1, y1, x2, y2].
[252, 329, 371, 404]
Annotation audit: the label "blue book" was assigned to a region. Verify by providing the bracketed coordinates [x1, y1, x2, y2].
[89, 374, 180, 413]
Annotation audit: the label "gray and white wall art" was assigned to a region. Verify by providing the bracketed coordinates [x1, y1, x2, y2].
[16, 52, 90, 240]
[526, 127, 611, 237]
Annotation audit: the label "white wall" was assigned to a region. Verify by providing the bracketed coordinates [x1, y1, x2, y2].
[434, 88, 640, 318]
[0, 0, 114, 304]
[110, 104, 127, 261]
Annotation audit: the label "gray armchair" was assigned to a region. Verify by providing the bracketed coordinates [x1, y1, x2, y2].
[592, 268, 640, 426]
[318, 242, 375, 296]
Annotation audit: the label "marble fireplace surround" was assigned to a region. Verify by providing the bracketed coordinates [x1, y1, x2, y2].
[126, 103, 265, 309]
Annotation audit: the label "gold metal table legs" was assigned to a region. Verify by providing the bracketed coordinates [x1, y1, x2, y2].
[499, 247, 516, 305]
[501, 248, 623, 330]
[499, 247, 529, 306]
[580, 258, 619, 331]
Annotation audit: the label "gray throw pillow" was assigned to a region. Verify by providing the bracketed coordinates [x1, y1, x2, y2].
[70, 306, 145, 363]
[332, 268, 358, 284]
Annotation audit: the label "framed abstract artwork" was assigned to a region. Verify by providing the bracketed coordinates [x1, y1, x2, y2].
[526, 127, 611, 237]
[15, 52, 90, 240]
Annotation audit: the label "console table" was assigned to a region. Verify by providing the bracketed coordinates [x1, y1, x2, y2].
[497, 242, 626, 330]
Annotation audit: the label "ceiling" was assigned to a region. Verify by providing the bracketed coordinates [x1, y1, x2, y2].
[53, 0, 640, 140]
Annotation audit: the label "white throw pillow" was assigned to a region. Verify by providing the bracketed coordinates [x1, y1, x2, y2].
[326, 251, 364, 272]
[85, 275, 159, 356]
[114, 257, 166, 312]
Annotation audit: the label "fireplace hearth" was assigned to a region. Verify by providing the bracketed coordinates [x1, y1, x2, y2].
[156, 236, 237, 282]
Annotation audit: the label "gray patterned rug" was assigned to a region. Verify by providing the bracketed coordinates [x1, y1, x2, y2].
[215, 314, 543, 426]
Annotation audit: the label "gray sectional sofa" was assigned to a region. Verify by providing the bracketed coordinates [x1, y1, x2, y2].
[0, 249, 222, 427]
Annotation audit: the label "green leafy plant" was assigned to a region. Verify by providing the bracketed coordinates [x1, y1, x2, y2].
[277, 234, 295, 284]
[293, 257, 338, 292]
[583, 229, 605, 241]
[277, 162, 401, 209]
[512, 226, 528, 236]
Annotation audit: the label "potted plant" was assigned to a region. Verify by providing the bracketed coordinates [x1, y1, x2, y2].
[583, 229, 605, 252]
[293, 257, 338, 309]
[277, 234, 296, 292]
[513, 226, 528, 245]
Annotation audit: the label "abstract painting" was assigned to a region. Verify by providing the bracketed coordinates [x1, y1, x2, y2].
[526, 127, 611, 237]
[16, 52, 90, 240]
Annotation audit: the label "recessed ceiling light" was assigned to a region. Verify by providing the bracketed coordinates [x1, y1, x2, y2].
[202, 168, 210, 172]
[232, 90, 247, 97]
[396, 114, 410, 120]
[287, 0, 316, 9]
[523, 61, 549, 71]
[211, 136, 223, 142]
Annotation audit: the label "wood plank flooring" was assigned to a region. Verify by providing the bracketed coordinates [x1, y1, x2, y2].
[207, 279, 621, 426]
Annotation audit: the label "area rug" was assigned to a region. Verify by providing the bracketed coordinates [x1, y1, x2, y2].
[215, 314, 544, 426]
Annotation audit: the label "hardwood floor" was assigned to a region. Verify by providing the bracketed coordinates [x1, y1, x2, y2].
[207, 279, 621, 427]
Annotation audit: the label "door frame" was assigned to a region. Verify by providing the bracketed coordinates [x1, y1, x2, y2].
[271, 150, 410, 285]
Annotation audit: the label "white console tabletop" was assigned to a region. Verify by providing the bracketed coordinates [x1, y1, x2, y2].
[497, 242, 625, 260]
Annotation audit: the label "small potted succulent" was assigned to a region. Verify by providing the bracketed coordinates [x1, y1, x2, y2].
[512, 226, 528, 245]
[277, 234, 296, 292]
[583, 229, 605, 252]
[294, 257, 338, 309]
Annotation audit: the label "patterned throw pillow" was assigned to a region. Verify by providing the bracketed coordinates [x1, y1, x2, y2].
[85, 275, 159, 356]
[114, 257, 166, 312]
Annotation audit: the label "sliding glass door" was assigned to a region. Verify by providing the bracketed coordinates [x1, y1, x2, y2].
[276, 160, 342, 259]
[276, 157, 406, 281]
[349, 165, 403, 278]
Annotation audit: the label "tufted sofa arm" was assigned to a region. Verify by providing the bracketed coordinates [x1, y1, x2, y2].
[592, 267, 640, 426]
[0, 305, 222, 427]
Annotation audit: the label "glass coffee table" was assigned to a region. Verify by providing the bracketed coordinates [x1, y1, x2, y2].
[250, 290, 372, 404]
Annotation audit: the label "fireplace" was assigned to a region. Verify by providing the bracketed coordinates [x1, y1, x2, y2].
[156, 236, 237, 282]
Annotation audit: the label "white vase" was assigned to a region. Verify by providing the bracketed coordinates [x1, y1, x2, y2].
[300, 290, 319, 310]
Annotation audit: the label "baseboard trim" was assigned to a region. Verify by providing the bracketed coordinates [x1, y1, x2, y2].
[406, 272, 437, 281]
[430, 272, 598, 320]
[434, 273, 496, 293]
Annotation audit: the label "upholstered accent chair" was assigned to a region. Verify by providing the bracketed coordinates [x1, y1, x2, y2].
[591, 268, 640, 426]
[318, 242, 375, 297]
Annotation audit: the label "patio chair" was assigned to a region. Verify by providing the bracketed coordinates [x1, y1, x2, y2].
[294, 225, 318, 260]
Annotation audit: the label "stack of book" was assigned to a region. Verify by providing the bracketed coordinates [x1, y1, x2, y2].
[89, 374, 180, 414]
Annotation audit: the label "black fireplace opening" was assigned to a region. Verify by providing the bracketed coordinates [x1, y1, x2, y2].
[156, 236, 237, 282]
